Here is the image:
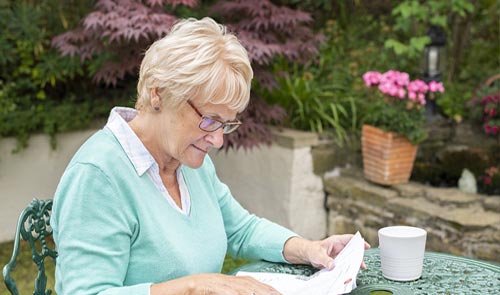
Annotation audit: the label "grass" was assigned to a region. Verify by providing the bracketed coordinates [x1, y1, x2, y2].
[0, 239, 55, 295]
[0, 239, 250, 295]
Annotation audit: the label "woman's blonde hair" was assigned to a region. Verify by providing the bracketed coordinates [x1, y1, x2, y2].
[136, 17, 253, 113]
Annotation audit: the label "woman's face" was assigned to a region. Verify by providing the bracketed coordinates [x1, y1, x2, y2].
[158, 98, 238, 169]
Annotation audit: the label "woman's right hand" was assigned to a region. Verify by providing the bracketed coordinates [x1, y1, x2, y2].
[150, 273, 282, 295]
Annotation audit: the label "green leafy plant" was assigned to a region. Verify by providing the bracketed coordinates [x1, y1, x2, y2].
[436, 82, 471, 122]
[0, 0, 127, 151]
[259, 60, 357, 147]
[385, 0, 473, 59]
[361, 70, 445, 144]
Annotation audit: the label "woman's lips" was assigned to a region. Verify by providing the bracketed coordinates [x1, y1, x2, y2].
[192, 144, 208, 153]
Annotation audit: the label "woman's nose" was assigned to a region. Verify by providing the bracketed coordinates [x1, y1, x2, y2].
[205, 128, 225, 149]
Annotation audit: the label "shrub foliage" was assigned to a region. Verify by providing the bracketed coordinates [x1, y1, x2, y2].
[1, 0, 498, 156]
[0, 0, 128, 151]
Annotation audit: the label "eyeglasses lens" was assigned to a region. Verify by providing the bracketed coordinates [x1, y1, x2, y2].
[222, 124, 240, 134]
[199, 117, 222, 132]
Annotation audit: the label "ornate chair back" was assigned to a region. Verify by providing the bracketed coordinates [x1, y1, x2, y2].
[2, 198, 57, 295]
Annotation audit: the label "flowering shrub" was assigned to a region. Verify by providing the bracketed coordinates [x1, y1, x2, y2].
[478, 166, 500, 195]
[470, 81, 500, 136]
[361, 70, 444, 144]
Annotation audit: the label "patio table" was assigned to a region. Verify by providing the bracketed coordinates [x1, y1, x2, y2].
[230, 248, 500, 294]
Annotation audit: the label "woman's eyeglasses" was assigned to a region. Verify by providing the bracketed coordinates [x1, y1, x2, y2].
[187, 101, 242, 134]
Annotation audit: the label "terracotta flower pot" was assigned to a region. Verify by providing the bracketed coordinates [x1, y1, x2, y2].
[361, 124, 418, 185]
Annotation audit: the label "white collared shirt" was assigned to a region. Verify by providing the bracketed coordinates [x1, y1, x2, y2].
[104, 107, 191, 215]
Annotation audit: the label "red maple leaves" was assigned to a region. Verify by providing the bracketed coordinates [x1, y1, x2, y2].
[52, 0, 321, 87]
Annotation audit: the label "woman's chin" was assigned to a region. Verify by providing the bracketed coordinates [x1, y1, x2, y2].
[183, 155, 206, 169]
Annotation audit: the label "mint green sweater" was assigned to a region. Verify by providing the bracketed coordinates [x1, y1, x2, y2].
[52, 129, 296, 295]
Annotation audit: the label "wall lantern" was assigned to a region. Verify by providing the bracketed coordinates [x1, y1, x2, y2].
[421, 25, 447, 82]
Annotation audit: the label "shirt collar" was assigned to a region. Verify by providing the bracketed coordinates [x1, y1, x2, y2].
[105, 107, 156, 176]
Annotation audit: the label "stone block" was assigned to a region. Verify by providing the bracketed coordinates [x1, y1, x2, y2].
[348, 182, 398, 207]
[311, 143, 337, 176]
[425, 119, 453, 142]
[393, 182, 427, 199]
[327, 213, 357, 236]
[435, 144, 469, 163]
[417, 141, 446, 162]
[271, 127, 319, 149]
[427, 231, 454, 253]
[424, 187, 480, 207]
[388, 197, 441, 220]
[359, 227, 379, 247]
[482, 196, 500, 212]
[470, 243, 500, 262]
[441, 206, 500, 229]
[360, 214, 385, 230]
[325, 175, 398, 206]
[311, 139, 362, 176]
[323, 176, 353, 200]
[452, 123, 498, 147]
[339, 167, 364, 179]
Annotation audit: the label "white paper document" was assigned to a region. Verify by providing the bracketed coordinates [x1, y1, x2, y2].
[237, 231, 365, 295]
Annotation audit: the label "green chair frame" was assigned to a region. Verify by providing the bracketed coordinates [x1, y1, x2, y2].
[2, 198, 57, 295]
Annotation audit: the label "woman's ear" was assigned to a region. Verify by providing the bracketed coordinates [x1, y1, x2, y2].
[150, 88, 161, 111]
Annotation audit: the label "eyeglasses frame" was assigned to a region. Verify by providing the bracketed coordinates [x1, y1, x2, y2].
[186, 101, 242, 134]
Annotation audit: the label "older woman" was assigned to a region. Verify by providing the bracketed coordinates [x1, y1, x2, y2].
[52, 17, 368, 295]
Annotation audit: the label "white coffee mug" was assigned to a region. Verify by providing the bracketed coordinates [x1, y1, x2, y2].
[378, 226, 427, 281]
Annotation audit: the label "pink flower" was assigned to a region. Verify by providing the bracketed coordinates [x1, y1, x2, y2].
[484, 177, 492, 185]
[492, 126, 499, 134]
[429, 81, 445, 93]
[418, 94, 426, 105]
[388, 85, 399, 96]
[362, 71, 382, 87]
[408, 80, 429, 93]
[398, 88, 406, 98]
[484, 124, 492, 134]
[399, 72, 410, 86]
[486, 167, 498, 176]
[362, 70, 443, 106]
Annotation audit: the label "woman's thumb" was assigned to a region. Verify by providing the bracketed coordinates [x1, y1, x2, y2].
[325, 257, 335, 270]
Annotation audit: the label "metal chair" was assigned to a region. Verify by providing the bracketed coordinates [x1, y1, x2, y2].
[2, 198, 57, 295]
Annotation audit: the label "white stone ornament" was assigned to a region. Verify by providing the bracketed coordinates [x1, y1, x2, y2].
[458, 168, 477, 194]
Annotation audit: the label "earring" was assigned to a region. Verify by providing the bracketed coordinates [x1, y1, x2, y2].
[154, 106, 160, 111]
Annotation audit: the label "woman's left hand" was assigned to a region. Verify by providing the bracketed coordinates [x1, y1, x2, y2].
[283, 234, 371, 270]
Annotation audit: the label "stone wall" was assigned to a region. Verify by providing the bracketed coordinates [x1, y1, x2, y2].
[0, 129, 97, 242]
[324, 169, 500, 263]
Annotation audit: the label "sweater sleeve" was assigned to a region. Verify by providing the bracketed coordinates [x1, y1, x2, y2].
[52, 163, 152, 295]
[204, 157, 298, 263]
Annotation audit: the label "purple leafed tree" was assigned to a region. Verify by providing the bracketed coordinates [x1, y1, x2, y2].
[52, 0, 321, 149]
[211, 0, 324, 89]
[52, 0, 196, 85]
